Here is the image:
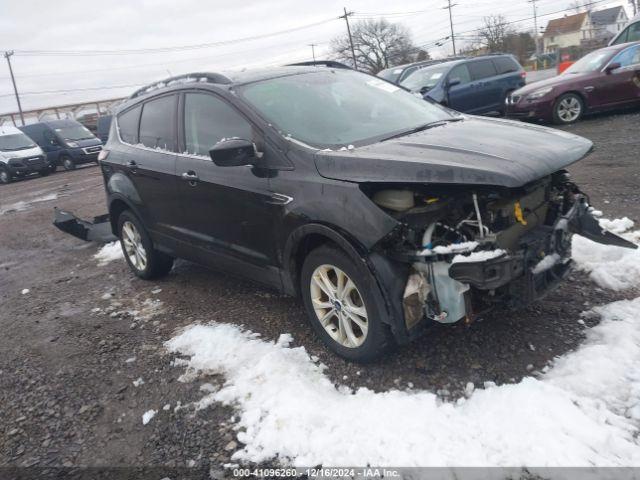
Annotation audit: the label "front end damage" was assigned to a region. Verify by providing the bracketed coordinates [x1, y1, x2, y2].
[366, 171, 637, 332]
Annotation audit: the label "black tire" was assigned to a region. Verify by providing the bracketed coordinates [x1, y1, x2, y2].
[61, 155, 76, 171]
[300, 244, 394, 362]
[39, 169, 50, 177]
[117, 210, 174, 280]
[0, 167, 11, 184]
[552, 93, 584, 125]
[49, 163, 58, 173]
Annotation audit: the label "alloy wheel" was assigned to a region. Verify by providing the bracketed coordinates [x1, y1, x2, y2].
[121, 221, 147, 271]
[557, 96, 582, 123]
[310, 264, 368, 348]
[63, 158, 74, 170]
[0, 170, 9, 184]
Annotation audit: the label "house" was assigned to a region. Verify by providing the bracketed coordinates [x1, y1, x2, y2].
[543, 12, 594, 53]
[590, 6, 629, 41]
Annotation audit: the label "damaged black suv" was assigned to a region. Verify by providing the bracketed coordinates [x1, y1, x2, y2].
[86, 66, 634, 361]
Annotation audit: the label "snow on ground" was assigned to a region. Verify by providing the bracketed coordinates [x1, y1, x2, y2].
[572, 218, 640, 290]
[94, 242, 124, 266]
[0, 193, 58, 215]
[165, 219, 640, 467]
[142, 409, 157, 425]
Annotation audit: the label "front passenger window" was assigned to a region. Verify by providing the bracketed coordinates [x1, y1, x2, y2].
[184, 93, 253, 156]
[448, 65, 471, 85]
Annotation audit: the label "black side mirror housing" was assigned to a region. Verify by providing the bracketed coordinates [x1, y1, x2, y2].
[448, 77, 461, 88]
[419, 86, 430, 95]
[209, 138, 259, 167]
[605, 62, 621, 74]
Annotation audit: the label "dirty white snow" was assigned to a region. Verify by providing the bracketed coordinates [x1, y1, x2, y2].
[531, 253, 561, 274]
[20, 288, 30, 295]
[94, 242, 124, 266]
[142, 409, 157, 425]
[451, 249, 506, 264]
[572, 218, 640, 290]
[164, 218, 640, 467]
[0, 193, 58, 215]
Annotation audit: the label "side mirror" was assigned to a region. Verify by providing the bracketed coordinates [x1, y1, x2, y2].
[209, 138, 259, 167]
[419, 86, 430, 95]
[605, 62, 621, 74]
[448, 77, 461, 88]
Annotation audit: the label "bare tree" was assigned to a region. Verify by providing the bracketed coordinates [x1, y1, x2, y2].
[571, 0, 594, 12]
[330, 19, 426, 74]
[629, 0, 638, 16]
[477, 15, 516, 52]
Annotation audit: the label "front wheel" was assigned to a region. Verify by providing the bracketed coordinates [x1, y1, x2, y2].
[300, 245, 394, 362]
[0, 167, 11, 184]
[117, 210, 174, 280]
[39, 168, 50, 177]
[61, 156, 75, 171]
[553, 93, 584, 125]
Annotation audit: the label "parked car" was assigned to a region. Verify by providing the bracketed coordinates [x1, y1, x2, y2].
[506, 42, 640, 124]
[377, 59, 461, 85]
[57, 68, 633, 362]
[20, 119, 103, 171]
[0, 125, 51, 184]
[399, 54, 526, 115]
[609, 13, 640, 45]
[96, 115, 113, 144]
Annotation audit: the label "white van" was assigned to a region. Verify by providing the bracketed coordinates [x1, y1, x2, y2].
[0, 125, 50, 184]
[610, 13, 640, 45]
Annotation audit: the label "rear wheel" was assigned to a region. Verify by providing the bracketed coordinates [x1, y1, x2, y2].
[553, 93, 584, 125]
[61, 155, 75, 171]
[0, 167, 11, 184]
[300, 245, 394, 362]
[117, 210, 173, 280]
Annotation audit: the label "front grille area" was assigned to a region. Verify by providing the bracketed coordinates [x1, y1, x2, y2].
[8, 156, 45, 169]
[510, 94, 522, 104]
[83, 145, 102, 154]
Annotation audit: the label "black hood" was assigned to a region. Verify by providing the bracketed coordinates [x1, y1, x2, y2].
[314, 117, 593, 188]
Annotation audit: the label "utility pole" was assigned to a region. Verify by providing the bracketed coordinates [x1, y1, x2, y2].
[309, 43, 317, 63]
[3, 51, 25, 126]
[528, 0, 540, 56]
[339, 7, 358, 70]
[442, 0, 457, 56]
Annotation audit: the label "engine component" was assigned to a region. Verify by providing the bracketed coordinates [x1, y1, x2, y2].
[372, 189, 415, 212]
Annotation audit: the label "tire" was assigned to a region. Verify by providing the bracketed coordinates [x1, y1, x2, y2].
[39, 168, 50, 177]
[0, 167, 11, 184]
[61, 155, 76, 171]
[49, 163, 58, 173]
[552, 93, 584, 125]
[300, 244, 394, 362]
[117, 210, 174, 280]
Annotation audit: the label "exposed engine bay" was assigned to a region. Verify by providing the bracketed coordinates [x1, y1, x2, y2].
[363, 171, 637, 330]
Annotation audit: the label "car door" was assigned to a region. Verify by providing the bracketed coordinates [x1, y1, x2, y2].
[445, 64, 476, 112]
[593, 45, 640, 107]
[466, 59, 502, 113]
[175, 91, 280, 286]
[113, 95, 180, 241]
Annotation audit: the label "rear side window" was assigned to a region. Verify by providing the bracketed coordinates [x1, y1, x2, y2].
[467, 59, 498, 80]
[628, 22, 640, 43]
[117, 106, 141, 145]
[183, 93, 253, 156]
[139, 95, 176, 151]
[493, 56, 519, 74]
[448, 64, 471, 85]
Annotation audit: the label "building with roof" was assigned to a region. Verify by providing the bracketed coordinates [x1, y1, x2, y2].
[543, 12, 594, 53]
[590, 6, 629, 41]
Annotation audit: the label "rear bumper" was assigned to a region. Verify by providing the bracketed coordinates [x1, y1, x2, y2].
[53, 208, 116, 243]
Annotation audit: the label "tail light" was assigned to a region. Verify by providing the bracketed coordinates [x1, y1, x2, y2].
[520, 71, 527, 79]
[97, 149, 110, 162]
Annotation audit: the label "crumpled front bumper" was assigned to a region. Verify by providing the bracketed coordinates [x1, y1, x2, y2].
[53, 208, 116, 243]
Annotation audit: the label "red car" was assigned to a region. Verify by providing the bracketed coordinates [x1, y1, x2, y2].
[506, 42, 640, 124]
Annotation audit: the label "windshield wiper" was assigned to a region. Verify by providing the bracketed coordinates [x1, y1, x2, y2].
[380, 118, 463, 142]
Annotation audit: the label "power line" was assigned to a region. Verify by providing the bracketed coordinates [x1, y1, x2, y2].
[12, 18, 337, 57]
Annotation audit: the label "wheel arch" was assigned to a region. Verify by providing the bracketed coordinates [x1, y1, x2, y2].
[108, 195, 142, 236]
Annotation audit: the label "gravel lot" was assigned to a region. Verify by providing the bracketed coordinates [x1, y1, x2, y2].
[1, 110, 639, 473]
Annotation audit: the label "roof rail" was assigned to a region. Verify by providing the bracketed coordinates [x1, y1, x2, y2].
[129, 72, 232, 99]
[286, 60, 352, 69]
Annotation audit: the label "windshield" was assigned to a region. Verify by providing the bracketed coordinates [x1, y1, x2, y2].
[563, 51, 612, 74]
[0, 133, 37, 152]
[239, 70, 453, 148]
[54, 124, 95, 141]
[400, 64, 450, 91]
[377, 67, 403, 83]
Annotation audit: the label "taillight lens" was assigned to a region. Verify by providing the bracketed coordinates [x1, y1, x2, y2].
[521, 71, 527, 79]
[97, 149, 110, 162]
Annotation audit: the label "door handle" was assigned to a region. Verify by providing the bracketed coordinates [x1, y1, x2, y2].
[126, 160, 138, 171]
[181, 171, 199, 184]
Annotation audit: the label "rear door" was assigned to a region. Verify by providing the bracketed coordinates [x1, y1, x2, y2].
[466, 59, 502, 113]
[113, 95, 180, 240]
[175, 91, 280, 286]
[492, 56, 525, 93]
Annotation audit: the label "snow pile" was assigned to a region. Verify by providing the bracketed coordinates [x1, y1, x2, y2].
[166, 298, 640, 466]
[451, 249, 505, 264]
[572, 218, 640, 290]
[142, 409, 157, 425]
[0, 193, 58, 215]
[94, 242, 124, 266]
[531, 253, 561, 274]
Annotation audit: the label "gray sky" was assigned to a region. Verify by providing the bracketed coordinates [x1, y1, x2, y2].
[0, 0, 628, 115]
